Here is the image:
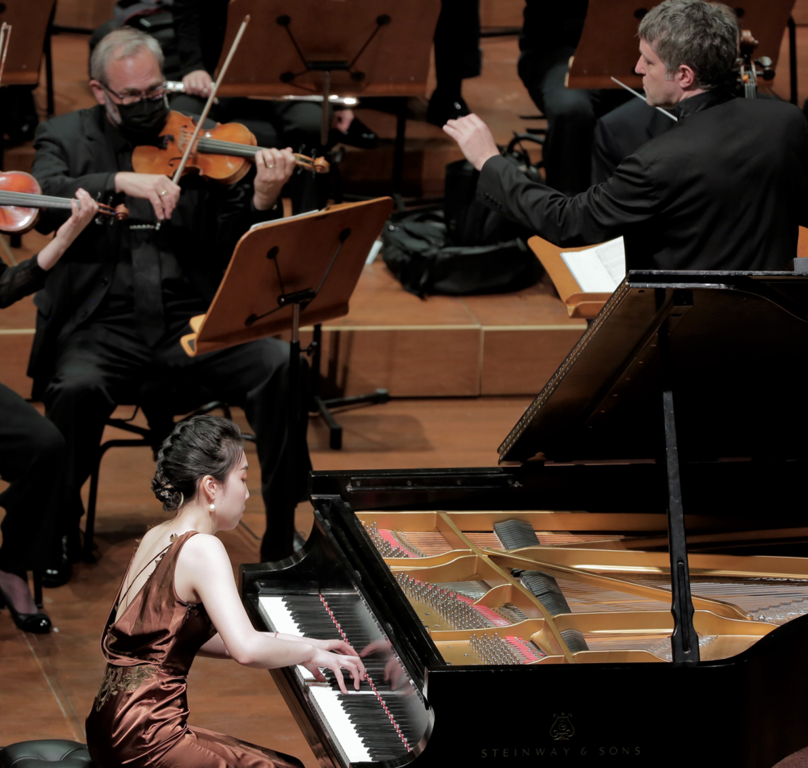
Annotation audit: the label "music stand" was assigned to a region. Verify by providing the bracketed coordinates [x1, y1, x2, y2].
[212, 0, 441, 195]
[567, 0, 796, 91]
[181, 197, 393, 560]
[528, 235, 611, 319]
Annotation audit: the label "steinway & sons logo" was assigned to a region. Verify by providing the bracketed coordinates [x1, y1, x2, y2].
[479, 713, 642, 759]
[551, 713, 575, 741]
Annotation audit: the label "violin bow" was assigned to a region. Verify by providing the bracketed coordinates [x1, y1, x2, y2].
[170, 15, 251, 185]
[0, 23, 11, 86]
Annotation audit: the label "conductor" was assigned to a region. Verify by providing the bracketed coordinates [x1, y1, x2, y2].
[443, 0, 808, 272]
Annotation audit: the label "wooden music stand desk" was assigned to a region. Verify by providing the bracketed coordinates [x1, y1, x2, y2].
[528, 235, 612, 320]
[567, 0, 795, 90]
[182, 198, 393, 356]
[214, 0, 441, 99]
[0, 0, 55, 87]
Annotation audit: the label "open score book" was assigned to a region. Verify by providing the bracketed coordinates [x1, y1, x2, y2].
[560, 237, 626, 293]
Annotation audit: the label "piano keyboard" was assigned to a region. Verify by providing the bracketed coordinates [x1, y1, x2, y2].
[257, 592, 430, 765]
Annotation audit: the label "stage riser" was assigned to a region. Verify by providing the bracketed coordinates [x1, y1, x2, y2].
[298, 324, 584, 398]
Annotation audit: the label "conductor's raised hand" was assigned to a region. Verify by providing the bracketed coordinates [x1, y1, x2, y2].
[253, 147, 296, 211]
[114, 172, 181, 221]
[443, 114, 500, 172]
[302, 648, 366, 694]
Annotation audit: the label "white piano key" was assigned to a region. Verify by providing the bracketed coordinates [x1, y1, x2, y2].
[310, 686, 375, 764]
[257, 595, 315, 681]
[258, 595, 302, 635]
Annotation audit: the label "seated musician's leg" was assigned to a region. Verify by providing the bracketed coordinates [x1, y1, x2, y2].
[518, 47, 599, 196]
[0, 383, 65, 619]
[43, 325, 143, 567]
[187, 724, 304, 768]
[168, 335, 311, 562]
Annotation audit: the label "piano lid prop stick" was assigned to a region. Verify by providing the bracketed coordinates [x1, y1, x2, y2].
[611, 76, 678, 122]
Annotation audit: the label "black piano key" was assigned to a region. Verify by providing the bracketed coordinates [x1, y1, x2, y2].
[281, 593, 422, 759]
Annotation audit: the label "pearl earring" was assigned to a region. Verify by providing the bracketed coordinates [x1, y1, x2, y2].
[209, 503, 216, 513]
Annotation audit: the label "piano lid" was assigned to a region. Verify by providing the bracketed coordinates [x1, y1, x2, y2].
[498, 271, 808, 465]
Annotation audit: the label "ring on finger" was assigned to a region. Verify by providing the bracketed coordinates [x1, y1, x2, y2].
[159, 189, 168, 196]
[268, 163, 275, 169]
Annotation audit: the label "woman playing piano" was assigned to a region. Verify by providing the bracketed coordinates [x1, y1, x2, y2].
[85, 415, 365, 768]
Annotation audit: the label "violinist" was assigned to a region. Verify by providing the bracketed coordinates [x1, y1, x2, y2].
[29, 27, 309, 584]
[0, 189, 98, 631]
[444, 0, 808, 272]
[169, 0, 373, 211]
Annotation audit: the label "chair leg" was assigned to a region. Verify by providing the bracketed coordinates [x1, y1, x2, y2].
[84, 453, 102, 563]
[32, 571, 43, 609]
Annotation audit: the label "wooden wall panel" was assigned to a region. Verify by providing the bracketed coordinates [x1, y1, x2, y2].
[480, 327, 584, 396]
[54, 0, 117, 31]
[480, 0, 523, 29]
[794, 0, 808, 26]
[316, 327, 481, 397]
[0, 331, 35, 398]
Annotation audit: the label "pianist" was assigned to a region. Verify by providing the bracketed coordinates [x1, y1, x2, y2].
[442, 0, 808, 272]
[85, 415, 365, 768]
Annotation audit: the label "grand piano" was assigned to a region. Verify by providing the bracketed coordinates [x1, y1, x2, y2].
[242, 271, 808, 768]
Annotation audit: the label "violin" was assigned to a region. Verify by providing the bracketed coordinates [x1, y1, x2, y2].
[131, 111, 330, 185]
[0, 171, 130, 234]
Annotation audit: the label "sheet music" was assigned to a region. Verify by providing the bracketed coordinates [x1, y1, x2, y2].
[560, 237, 626, 293]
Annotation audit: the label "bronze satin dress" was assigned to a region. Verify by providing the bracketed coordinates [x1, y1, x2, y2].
[86, 531, 303, 768]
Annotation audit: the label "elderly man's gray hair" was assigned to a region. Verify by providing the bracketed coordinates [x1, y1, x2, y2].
[638, 0, 738, 89]
[89, 27, 164, 84]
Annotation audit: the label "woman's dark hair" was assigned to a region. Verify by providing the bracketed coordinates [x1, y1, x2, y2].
[151, 415, 244, 512]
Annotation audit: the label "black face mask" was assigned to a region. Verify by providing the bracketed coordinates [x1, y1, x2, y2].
[116, 94, 169, 143]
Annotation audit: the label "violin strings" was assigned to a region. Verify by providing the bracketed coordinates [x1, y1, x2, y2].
[196, 137, 258, 160]
[0, 191, 74, 209]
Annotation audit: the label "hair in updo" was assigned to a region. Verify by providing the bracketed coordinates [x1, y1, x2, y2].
[151, 415, 244, 512]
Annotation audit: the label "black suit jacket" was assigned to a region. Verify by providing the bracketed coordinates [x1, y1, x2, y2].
[28, 105, 279, 394]
[478, 90, 808, 271]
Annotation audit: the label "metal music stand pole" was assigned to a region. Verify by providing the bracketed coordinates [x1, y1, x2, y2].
[179, 198, 394, 560]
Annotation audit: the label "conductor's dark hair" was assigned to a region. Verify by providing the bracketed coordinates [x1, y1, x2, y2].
[638, 0, 738, 89]
[152, 415, 244, 512]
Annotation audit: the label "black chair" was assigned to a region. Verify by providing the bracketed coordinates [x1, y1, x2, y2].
[0, 740, 93, 768]
[82, 387, 254, 562]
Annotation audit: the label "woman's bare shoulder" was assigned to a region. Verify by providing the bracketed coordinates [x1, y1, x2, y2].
[180, 532, 229, 562]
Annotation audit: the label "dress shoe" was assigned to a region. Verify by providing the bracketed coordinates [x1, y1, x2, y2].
[0, 584, 52, 634]
[42, 559, 73, 588]
[42, 533, 78, 588]
[426, 90, 470, 127]
[330, 116, 377, 149]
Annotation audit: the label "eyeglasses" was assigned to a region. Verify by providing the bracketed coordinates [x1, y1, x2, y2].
[100, 82, 167, 106]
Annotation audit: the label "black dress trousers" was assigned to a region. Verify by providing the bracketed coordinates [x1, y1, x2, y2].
[0, 382, 65, 572]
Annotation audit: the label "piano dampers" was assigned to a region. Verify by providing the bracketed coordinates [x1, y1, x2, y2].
[560, 628, 590, 653]
[494, 519, 540, 550]
[520, 570, 573, 616]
